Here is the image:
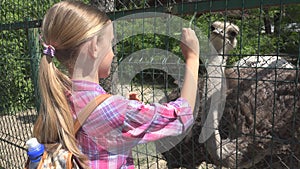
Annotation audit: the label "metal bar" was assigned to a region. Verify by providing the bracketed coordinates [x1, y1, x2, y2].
[0, 20, 42, 32]
[28, 28, 41, 112]
[171, 0, 300, 15]
[1, 0, 299, 31]
[0, 134, 26, 151]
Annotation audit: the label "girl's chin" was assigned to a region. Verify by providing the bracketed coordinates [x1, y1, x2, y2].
[99, 71, 110, 79]
[99, 75, 109, 79]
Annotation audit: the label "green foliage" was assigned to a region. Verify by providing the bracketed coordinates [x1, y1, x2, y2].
[0, 0, 299, 114]
[195, 6, 299, 65]
[0, 30, 35, 114]
[114, 4, 299, 84]
[0, 0, 58, 115]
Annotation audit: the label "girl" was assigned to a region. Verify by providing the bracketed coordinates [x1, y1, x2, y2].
[33, 1, 200, 168]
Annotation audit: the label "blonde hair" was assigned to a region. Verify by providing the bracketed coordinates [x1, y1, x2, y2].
[33, 1, 109, 167]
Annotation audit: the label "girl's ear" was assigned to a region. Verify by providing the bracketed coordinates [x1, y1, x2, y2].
[89, 36, 98, 59]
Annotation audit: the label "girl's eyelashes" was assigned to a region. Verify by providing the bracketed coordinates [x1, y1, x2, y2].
[111, 38, 118, 55]
[112, 46, 118, 55]
[111, 37, 116, 45]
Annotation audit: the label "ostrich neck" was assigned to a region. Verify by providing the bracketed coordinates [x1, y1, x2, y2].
[205, 47, 229, 98]
[210, 48, 229, 67]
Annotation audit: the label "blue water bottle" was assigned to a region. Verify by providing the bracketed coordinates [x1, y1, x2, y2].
[26, 138, 45, 169]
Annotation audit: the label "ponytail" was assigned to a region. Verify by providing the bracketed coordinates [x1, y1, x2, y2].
[33, 55, 89, 167]
[33, 1, 110, 168]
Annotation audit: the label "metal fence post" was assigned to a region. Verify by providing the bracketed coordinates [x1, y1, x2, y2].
[28, 27, 40, 113]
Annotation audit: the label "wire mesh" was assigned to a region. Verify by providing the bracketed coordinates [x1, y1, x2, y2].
[0, 0, 299, 169]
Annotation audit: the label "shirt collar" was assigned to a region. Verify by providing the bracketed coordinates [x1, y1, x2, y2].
[71, 79, 106, 93]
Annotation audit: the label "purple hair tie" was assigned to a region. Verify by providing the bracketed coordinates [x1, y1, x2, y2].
[42, 43, 55, 57]
[39, 34, 55, 58]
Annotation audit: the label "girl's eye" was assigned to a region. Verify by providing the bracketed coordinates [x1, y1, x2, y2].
[111, 38, 118, 55]
[113, 46, 118, 55]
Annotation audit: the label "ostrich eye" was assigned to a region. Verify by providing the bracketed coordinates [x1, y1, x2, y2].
[229, 31, 237, 37]
[210, 25, 216, 31]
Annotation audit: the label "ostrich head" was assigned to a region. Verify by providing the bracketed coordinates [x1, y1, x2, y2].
[209, 21, 239, 55]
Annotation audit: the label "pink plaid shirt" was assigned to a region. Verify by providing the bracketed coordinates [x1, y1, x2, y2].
[68, 80, 194, 169]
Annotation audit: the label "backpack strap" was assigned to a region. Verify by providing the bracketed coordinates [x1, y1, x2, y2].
[74, 94, 111, 134]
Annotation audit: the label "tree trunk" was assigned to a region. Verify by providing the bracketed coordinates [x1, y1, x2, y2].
[274, 13, 281, 36]
[263, 8, 272, 34]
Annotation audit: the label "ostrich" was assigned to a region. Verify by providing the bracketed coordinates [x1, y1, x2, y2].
[197, 20, 241, 168]
[159, 21, 241, 168]
[207, 26, 297, 167]
[220, 61, 300, 168]
[220, 58, 300, 168]
[160, 21, 300, 168]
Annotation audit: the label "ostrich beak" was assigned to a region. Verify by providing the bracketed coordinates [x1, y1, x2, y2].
[212, 28, 224, 36]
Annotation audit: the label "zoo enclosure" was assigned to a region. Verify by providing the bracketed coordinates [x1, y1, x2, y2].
[0, 0, 300, 169]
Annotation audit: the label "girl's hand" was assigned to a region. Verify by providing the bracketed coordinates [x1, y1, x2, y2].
[180, 28, 200, 61]
[129, 92, 140, 101]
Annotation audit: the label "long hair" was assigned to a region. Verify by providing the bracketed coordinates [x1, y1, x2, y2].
[33, 1, 109, 167]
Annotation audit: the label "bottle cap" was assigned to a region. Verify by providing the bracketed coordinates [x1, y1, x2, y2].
[26, 138, 40, 150]
[26, 138, 45, 162]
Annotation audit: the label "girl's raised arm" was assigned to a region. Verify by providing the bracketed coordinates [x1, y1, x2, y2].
[180, 28, 200, 111]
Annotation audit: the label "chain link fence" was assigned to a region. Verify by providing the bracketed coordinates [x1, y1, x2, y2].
[1, 0, 299, 168]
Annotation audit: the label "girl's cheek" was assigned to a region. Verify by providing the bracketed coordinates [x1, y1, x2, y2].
[98, 51, 114, 78]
